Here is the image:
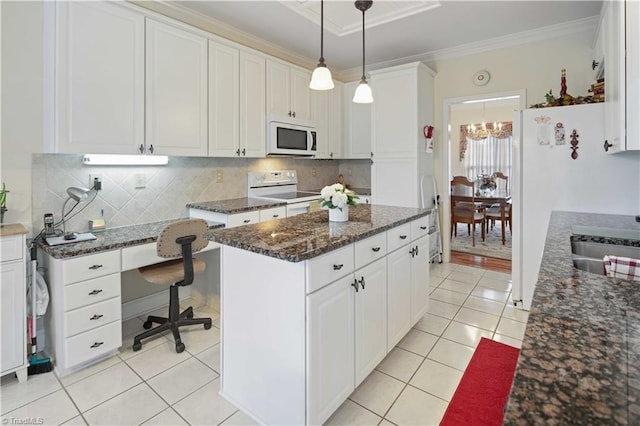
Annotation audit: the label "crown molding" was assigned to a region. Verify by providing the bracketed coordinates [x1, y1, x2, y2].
[128, 0, 317, 71]
[335, 16, 598, 82]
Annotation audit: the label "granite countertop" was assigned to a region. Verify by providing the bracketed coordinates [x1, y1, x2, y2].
[207, 204, 431, 262]
[38, 218, 224, 259]
[504, 211, 640, 425]
[0, 223, 29, 236]
[187, 198, 286, 214]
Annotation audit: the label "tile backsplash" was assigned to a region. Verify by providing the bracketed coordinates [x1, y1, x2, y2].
[32, 154, 370, 233]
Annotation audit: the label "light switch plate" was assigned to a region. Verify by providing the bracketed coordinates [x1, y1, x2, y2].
[134, 173, 146, 189]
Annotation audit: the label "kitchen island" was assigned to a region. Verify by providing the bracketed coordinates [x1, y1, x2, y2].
[505, 211, 640, 424]
[207, 204, 433, 425]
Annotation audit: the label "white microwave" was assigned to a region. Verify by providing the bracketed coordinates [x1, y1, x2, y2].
[268, 119, 316, 157]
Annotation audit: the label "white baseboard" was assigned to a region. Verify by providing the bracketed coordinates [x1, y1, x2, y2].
[122, 287, 192, 321]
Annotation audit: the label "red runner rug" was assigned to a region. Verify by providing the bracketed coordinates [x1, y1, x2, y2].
[440, 337, 520, 426]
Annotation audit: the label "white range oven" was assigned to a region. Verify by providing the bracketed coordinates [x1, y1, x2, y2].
[247, 170, 321, 217]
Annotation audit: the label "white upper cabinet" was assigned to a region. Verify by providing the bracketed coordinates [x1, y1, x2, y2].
[603, 0, 639, 153]
[209, 43, 266, 158]
[311, 82, 343, 159]
[239, 51, 267, 158]
[209, 41, 240, 157]
[55, 2, 144, 154]
[267, 60, 312, 121]
[343, 81, 372, 159]
[145, 19, 208, 156]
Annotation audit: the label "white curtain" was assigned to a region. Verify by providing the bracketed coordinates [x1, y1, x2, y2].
[462, 134, 513, 191]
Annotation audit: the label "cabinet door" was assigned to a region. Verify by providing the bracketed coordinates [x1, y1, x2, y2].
[307, 276, 355, 425]
[227, 211, 261, 228]
[311, 90, 331, 159]
[266, 60, 291, 117]
[371, 69, 416, 158]
[626, 0, 640, 151]
[372, 158, 419, 208]
[56, 2, 144, 154]
[410, 235, 430, 325]
[329, 83, 344, 159]
[209, 41, 240, 157]
[386, 247, 412, 352]
[603, 1, 625, 153]
[240, 51, 267, 157]
[1, 261, 26, 372]
[343, 82, 372, 159]
[354, 258, 387, 386]
[290, 68, 312, 121]
[146, 19, 208, 156]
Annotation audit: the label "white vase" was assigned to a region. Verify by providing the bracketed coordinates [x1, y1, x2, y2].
[329, 205, 349, 222]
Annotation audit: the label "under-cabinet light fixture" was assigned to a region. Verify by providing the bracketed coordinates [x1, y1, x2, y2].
[82, 154, 169, 166]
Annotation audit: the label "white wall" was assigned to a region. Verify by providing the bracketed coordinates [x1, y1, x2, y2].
[1, 1, 45, 231]
[431, 31, 597, 203]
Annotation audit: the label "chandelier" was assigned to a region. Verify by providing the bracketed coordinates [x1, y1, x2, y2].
[465, 121, 512, 140]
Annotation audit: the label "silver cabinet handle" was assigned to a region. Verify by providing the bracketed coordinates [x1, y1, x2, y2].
[148, 144, 154, 154]
[420, 226, 427, 230]
[242, 148, 246, 156]
[272, 214, 279, 218]
[243, 219, 251, 223]
[139, 144, 144, 154]
[399, 235, 407, 240]
[358, 276, 365, 289]
[90, 341, 104, 349]
[88, 289, 103, 296]
[288, 111, 292, 117]
[90, 314, 104, 321]
[603, 140, 612, 152]
[333, 264, 344, 270]
[89, 264, 103, 270]
[372, 247, 381, 252]
[236, 148, 241, 156]
[351, 278, 359, 292]
[292, 111, 296, 118]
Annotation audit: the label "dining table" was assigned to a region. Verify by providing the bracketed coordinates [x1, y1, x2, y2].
[454, 192, 512, 245]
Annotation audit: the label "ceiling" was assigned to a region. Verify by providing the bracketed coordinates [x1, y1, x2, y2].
[173, 0, 603, 77]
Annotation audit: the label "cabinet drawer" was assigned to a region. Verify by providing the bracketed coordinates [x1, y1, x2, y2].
[410, 216, 430, 241]
[0, 235, 24, 262]
[307, 245, 354, 294]
[64, 321, 122, 368]
[355, 233, 387, 270]
[227, 211, 260, 228]
[61, 250, 121, 285]
[259, 206, 286, 222]
[386, 223, 411, 252]
[121, 241, 218, 271]
[64, 273, 121, 311]
[65, 297, 121, 337]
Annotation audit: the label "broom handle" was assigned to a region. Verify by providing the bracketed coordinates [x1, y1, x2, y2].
[31, 252, 38, 354]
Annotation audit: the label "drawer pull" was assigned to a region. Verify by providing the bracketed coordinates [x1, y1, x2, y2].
[351, 278, 359, 292]
[243, 219, 251, 223]
[399, 235, 407, 240]
[371, 247, 381, 252]
[272, 214, 279, 218]
[90, 314, 104, 321]
[90, 341, 104, 349]
[88, 289, 103, 296]
[88, 264, 103, 270]
[420, 226, 427, 230]
[358, 276, 366, 290]
[333, 264, 344, 270]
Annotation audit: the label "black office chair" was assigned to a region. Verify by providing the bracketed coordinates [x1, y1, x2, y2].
[133, 219, 212, 353]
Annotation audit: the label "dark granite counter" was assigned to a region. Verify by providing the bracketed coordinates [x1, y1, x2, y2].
[38, 218, 224, 259]
[207, 204, 431, 262]
[187, 198, 286, 214]
[504, 211, 640, 425]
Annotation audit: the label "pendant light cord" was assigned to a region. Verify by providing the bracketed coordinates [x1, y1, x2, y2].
[361, 8, 366, 81]
[320, 0, 324, 63]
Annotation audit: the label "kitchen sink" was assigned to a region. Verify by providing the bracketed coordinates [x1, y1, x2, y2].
[571, 241, 640, 276]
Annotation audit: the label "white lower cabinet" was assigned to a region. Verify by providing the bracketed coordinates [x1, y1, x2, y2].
[386, 244, 412, 351]
[410, 234, 430, 324]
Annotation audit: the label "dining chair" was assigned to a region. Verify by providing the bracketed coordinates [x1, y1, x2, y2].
[450, 176, 485, 247]
[486, 172, 512, 237]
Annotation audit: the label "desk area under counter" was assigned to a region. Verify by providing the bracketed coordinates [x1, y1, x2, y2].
[206, 204, 433, 425]
[37, 218, 223, 377]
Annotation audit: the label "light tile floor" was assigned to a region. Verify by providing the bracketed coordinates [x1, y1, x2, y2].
[1, 262, 528, 426]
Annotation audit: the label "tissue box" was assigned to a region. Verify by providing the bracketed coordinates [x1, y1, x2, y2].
[89, 218, 106, 232]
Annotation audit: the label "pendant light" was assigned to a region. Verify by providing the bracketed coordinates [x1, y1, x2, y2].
[309, 0, 334, 90]
[353, 0, 373, 103]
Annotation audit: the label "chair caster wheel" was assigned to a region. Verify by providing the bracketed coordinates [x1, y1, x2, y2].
[133, 342, 142, 352]
[143, 320, 153, 329]
[204, 322, 212, 330]
[175, 342, 185, 353]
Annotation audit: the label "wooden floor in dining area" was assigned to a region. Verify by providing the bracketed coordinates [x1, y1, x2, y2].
[450, 251, 512, 274]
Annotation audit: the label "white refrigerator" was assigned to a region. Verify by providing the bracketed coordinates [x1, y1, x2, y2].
[512, 103, 640, 310]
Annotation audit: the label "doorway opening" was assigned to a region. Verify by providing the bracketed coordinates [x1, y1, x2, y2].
[440, 90, 526, 266]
